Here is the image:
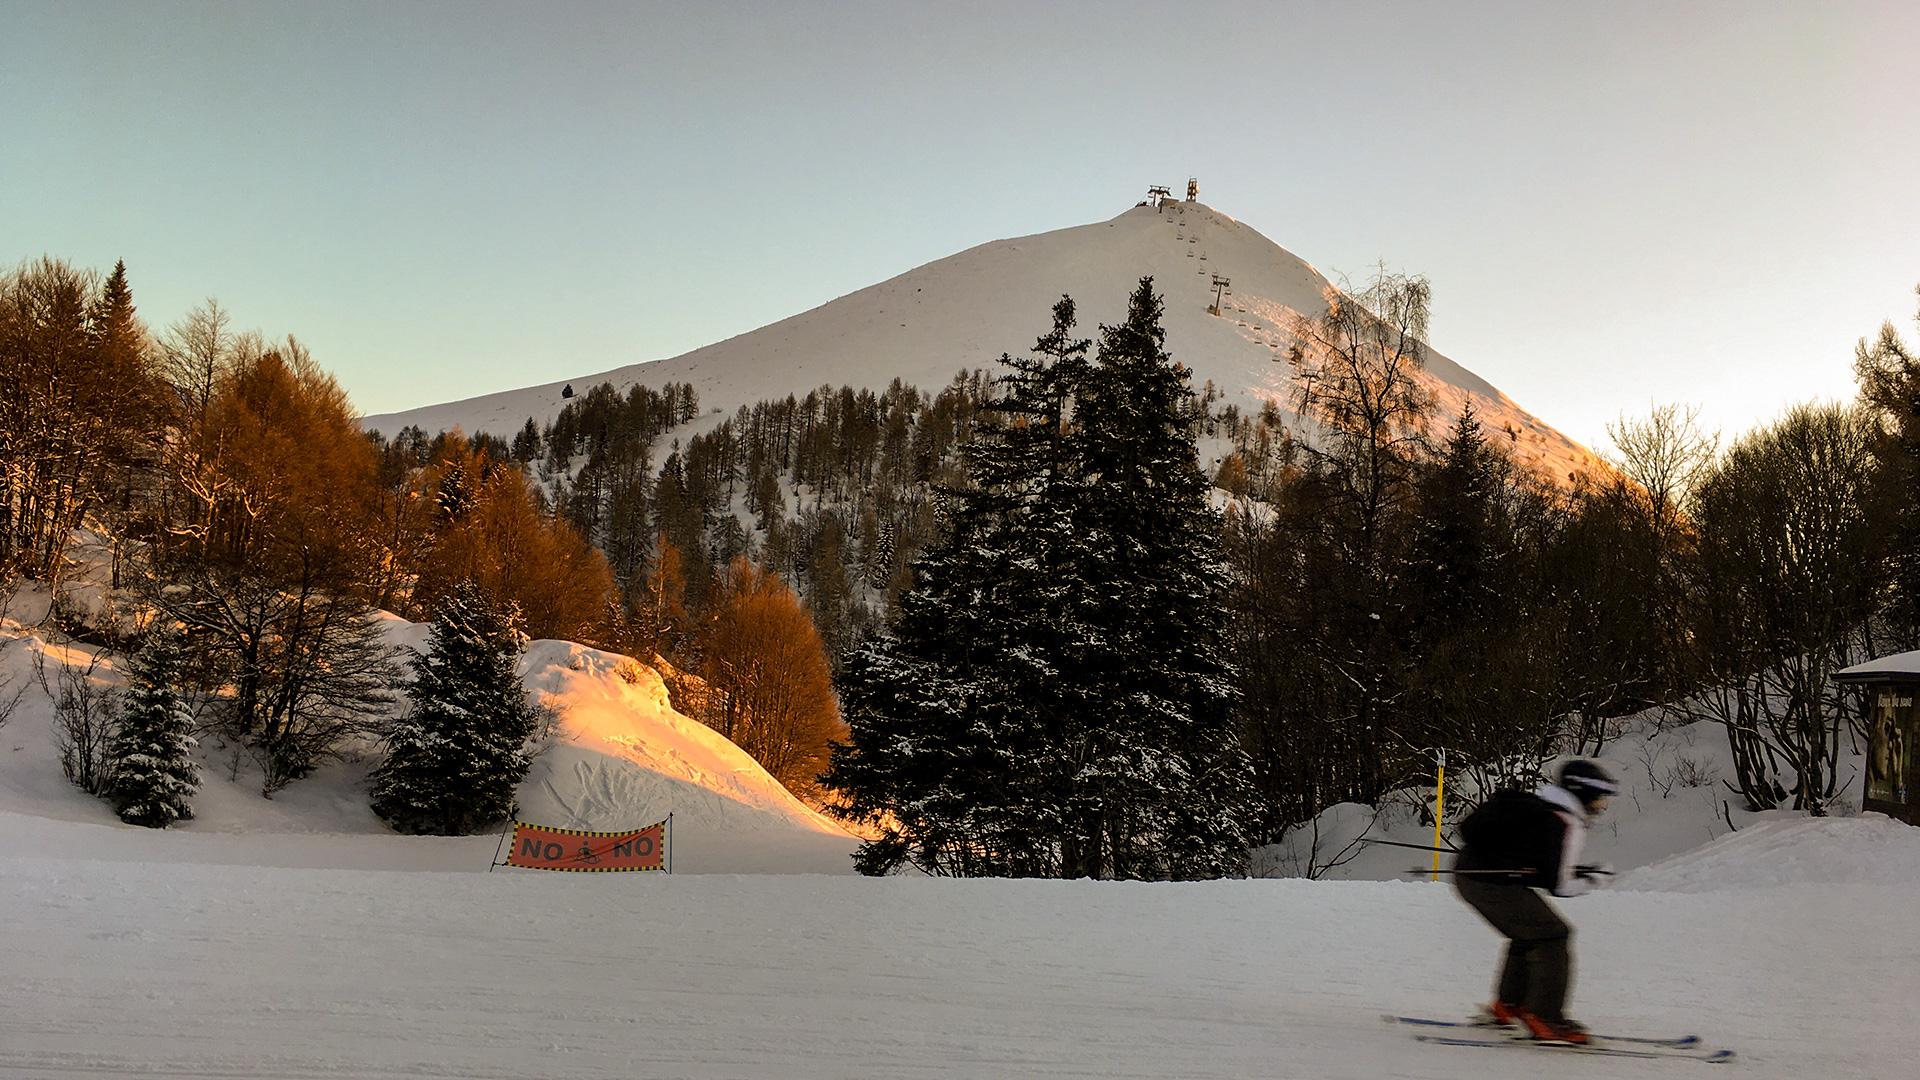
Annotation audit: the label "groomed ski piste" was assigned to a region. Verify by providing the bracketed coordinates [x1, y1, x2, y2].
[3, 582, 1915, 1079]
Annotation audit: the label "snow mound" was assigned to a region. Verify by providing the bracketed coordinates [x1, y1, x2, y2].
[1618, 814, 1920, 893]
[0, 610, 859, 875]
[519, 638, 848, 836]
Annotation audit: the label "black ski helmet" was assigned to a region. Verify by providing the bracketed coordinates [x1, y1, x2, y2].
[1559, 759, 1620, 804]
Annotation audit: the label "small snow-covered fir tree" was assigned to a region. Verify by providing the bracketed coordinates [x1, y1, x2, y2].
[103, 629, 199, 828]
[371, 583, 538, 835]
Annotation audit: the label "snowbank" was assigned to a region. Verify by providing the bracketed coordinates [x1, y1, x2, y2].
[1621, 813, 1920, 892]
[1256, 716, 1874, 884]
[0, 610, 859, 875]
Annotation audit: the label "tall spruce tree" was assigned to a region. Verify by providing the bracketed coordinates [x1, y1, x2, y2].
[827, 284, 1253, 880]
[371, 583, 538, 835]
[1855, 292, 1920, 651]
[1062, 278, 1252, 879]
[825, 298, 1090, 877]
[1397, 402, 1500, 738]
[103, 629, 199, 827]
[1396, 405, 1552, 771]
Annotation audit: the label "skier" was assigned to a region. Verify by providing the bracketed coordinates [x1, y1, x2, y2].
[1452, 758, 1620, 1045]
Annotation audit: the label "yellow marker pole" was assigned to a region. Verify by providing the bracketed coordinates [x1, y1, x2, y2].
[1431, 750, 1447, 882]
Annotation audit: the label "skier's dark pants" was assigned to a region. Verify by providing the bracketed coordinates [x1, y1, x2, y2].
[1455, 876, 1572, 1020]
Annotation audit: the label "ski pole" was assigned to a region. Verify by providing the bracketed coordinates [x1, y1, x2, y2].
[1360, 837, 1460, 854]
[1409, 867, 1535, 876]
[1407, 866, 1615, 877]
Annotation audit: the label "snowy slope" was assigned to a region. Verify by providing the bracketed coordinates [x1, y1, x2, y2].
[0, 605, 858, 875]
[361, 201, 1603, 483]
[3, 815, 1914, 1078]
[5, 590, 1917, 1076]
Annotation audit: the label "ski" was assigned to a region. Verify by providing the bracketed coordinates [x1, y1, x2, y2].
[1385, 1013, 1702, 1048]
[1408, 1031, 1735, 1064]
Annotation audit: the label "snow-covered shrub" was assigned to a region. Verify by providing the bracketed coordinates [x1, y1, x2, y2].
[37, 644, 118, 795]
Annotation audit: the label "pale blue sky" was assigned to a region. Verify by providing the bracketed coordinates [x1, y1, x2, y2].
[4, 0, 1916, 449]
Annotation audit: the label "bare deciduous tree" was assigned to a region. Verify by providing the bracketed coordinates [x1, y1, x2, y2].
[1606, 402, 1719, 534]
[32, 639, 118, 794]
[158, 299, 234, 429]
[1683, 403, 1878, 813]
[1268, 267, 1435, 805]
[0, 592, 25, 731]
[1286, 266, 1435, 558]
[146, 339, 400, 793]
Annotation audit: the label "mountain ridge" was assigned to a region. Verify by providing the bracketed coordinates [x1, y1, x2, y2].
[362, 200, 1602, 482]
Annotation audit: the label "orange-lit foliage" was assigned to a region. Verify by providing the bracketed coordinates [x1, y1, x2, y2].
[410, 434, 614, 643]
[0, 258, 168, 579]
[626, 532, 690, 660]
[695, 557, 845, 798]
[152, 341, 397, 792]
[180, 340, 381, 583]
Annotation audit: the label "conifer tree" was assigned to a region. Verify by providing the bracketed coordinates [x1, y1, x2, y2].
[1062, 277, 1253, 879]
[511, 417, 541, 463]
[826, 492, 1046, 875]
[1397, 403, 1544, 763]
[103, 629, 199, 828]
[371, 583, 538, 835]
[1402, 402, 1498, 641]
[828, 286, 1251, 879]
[91, 261, 139, 350]
[826, 298, 1090, 877]
[1855, 292, 1920, 650]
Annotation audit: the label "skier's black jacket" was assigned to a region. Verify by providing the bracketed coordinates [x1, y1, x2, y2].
[1453, 785, 1594, 896]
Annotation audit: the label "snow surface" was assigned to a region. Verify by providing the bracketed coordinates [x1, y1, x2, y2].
[0, 604, 858, 876]
[4, 602, 1917, 1077]
[4, 821, 1916, 1078]
[1838, 648, 1920, 678]
[360, 202, 1604, 484]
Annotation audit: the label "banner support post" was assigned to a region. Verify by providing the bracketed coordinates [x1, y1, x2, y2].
[1431, 750, 1447, 882]
[667, 812, 674, 875]
[489, 818, 514, 873]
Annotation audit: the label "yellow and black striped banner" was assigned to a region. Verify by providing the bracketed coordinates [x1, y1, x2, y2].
[502, 819, 667, 872]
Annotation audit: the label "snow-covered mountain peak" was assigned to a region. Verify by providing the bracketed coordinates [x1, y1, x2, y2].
[361, 199, 1603, 482]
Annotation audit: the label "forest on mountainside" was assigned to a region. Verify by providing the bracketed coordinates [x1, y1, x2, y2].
[5, 253, 1917, 871]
